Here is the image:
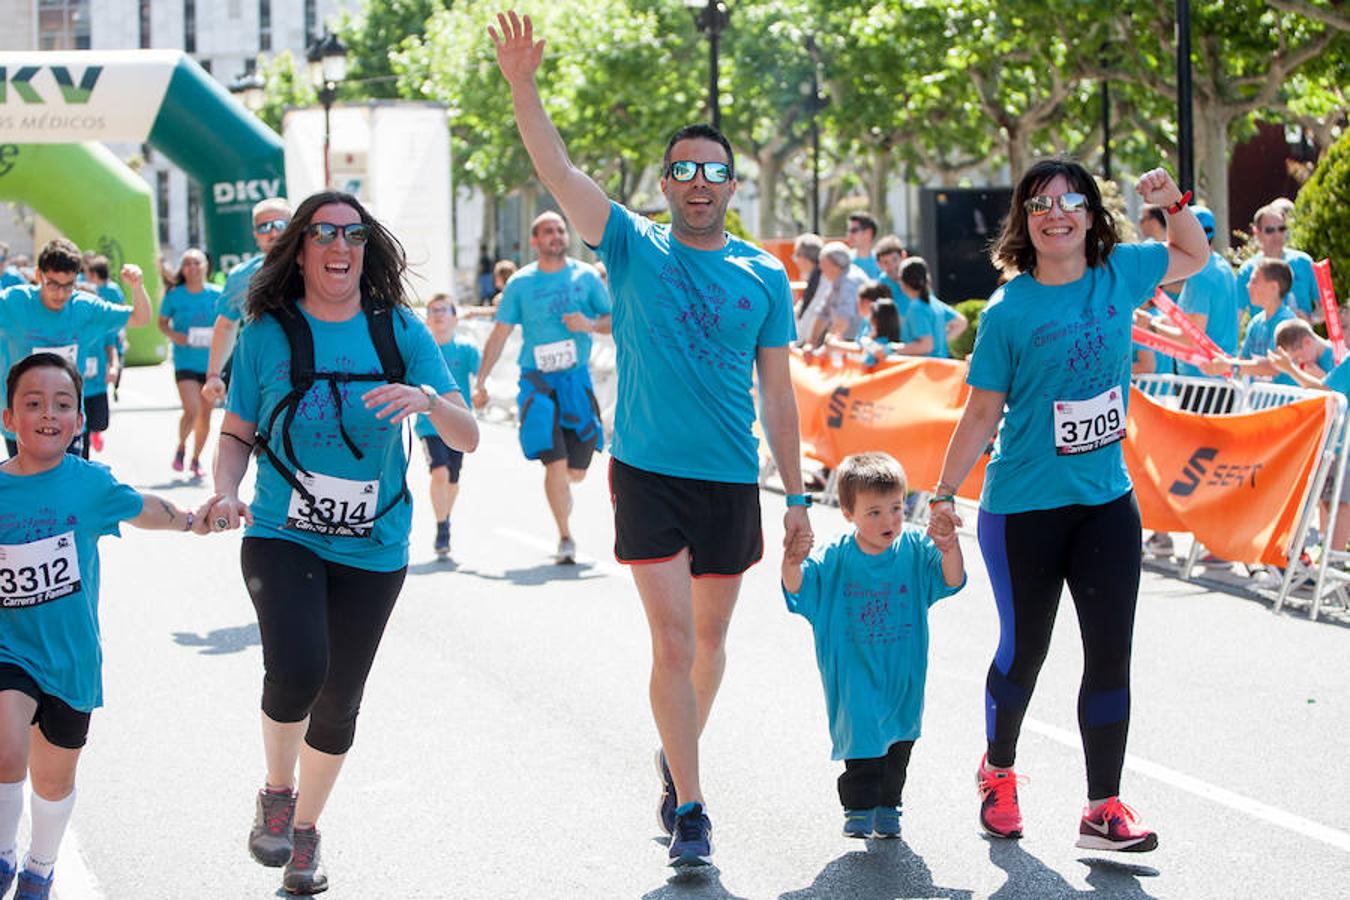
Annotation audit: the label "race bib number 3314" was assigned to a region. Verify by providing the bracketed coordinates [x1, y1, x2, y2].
[0, 531, 82, 609]
[1053, 387, 1126, 456]
[286, 472, 379, 537]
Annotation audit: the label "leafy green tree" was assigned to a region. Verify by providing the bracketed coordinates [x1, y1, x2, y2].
[335, 0, 450, 98]
[1291, 128, 1350, 293]
[254, 50, 317, 134]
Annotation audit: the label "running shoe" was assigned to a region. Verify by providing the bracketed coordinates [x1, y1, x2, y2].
[14, 868, 53, 900]
[872, 805, 902, 838]
[249, 787, 297, 867]
[668, 801, 713, 868]
[0, 857, 15, 897]
[1075, 797, 1158, 852]
[556, 536, 576, 565]
[842, 808, 874, 839]
[89, 431, 103, 453]
[434, 520, 450, 559]
[189, 459, 204, 480]
[1143, 532, 1173, 557]
[976, 754, 1024, 838]
[282, 826, 328, 895]
[171, 447, 185, 472]
[655, 748, 677, 835]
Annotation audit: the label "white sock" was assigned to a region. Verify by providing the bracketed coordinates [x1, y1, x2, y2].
[23, 788, 75, 878]
[1087, 795, 1115, 812]
[0, 779, 23, 868]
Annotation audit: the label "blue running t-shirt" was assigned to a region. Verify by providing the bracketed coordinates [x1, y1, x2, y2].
[496, 259, 611, 374]
[160, 284, 222, 373]
[0, 456, 143, 711]
[218, 255, 265, 323]
[967, 242, 1169, 514]
[227, 305, 454, 571]
[415, 335, 480, 439]
[594, 201, 796, 483]
[1176, 251, 1240, 378]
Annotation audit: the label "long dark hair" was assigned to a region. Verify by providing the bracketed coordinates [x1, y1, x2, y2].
[990, 158, 1119, 279]
[899, 257, 932, 303]
[871, 300, 902, 342]
[245, 191, 410, 320]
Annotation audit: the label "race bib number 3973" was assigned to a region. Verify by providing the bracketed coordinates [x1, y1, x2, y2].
[0, 531, 82, 609]
[533, 338, 578, 373]
[1053, 387, 1126, 456]
[286, 472, 379, 538]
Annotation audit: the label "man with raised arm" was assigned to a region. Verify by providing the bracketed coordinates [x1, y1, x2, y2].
[491, 9, 813, 870]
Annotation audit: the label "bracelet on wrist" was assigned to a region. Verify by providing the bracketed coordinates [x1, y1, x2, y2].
[928, 494, 956, 506]
[183, 510, 195, 532]
[786, 493, 812, 508]
[1166, 190, 1194, 215]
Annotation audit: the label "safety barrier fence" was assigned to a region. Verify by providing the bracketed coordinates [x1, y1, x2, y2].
[782, 350, 1348, 620]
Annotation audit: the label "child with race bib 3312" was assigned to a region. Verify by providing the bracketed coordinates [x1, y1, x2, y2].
[781, 452, 965, 839]
[0, 353, 232, 900]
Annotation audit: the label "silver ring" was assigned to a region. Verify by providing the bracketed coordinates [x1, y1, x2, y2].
[215, 517, 229, 530]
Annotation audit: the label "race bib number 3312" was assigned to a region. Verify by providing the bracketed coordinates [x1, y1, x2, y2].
[0, 531, 82, 609]
[1053, 387, 1126, 456]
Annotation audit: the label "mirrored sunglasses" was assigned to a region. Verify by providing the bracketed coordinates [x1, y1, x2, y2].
[305, 222, 370, 246]
[255, 219, 290, 235]
[666, 160, 732, 184]
[1024, 192, 1088, 217]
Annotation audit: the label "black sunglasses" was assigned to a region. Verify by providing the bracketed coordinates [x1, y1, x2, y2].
[666, 160, 732, 184]
[1261, 225, 1288, 235]
[305, 222, 370, 246]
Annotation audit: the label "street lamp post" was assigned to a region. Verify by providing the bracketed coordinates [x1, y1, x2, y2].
[1176, 0, 1194, 191]
[227, 71, 266, 114]
[306, 31, 348, 189]
[805, 34, 823, 235]
[685, 0, 730, 130]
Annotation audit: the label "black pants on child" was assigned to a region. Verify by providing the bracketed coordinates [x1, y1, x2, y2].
[838, 740, 915, 809]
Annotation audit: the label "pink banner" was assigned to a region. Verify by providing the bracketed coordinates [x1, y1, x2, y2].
[1315, 259, 1343, 365]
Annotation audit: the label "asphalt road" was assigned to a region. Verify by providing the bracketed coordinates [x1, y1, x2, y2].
[34, 364, 1350, 899]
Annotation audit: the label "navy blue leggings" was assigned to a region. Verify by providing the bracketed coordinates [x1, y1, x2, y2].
[977, 491, 1141, 800]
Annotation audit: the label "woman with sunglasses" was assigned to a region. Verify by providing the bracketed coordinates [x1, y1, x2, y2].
[157, 248, 222, 479]
[927, 159, 1208, 852]
[205, 192, 479, 895]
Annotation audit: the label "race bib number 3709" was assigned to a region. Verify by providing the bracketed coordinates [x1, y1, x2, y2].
[0, 531, 82, 609]
[1053, 387, 1126, 456]
[285, 472, 379, 538]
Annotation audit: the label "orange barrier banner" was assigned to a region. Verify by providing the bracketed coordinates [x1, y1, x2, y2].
[790, 351, 988, 500]
[1123, 387, 1327, 566]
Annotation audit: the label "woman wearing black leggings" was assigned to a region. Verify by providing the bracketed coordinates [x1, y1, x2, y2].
[927, 159, 1209, 852]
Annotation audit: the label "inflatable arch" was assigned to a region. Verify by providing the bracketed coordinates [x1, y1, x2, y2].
[0, 50, 285, 364]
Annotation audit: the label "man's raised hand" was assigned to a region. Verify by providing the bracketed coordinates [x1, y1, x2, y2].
[489, 10, 545, 87]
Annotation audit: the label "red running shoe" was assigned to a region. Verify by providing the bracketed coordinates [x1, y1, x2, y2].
[976, 753, 1024, 838]
[1076, 797, 1158, 852]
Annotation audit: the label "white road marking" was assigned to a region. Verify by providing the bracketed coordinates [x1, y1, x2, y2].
[493, 527, 625, 577]
[1023, 717, 1350, 854]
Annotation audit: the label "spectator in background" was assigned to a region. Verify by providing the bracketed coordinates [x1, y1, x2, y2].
[874, 235, 906, 309]
[1137, 204, 1167, 243]
[1273, 318, 1336, 379]
[811, 241, 867, 345]
[463, 258, 521, 319]
[477, 250, 496, 302]
[1203, 258, 1295, 384]
[0, 242, 21, 288]
[1237, 203, 1317, 322]
[896, 258, 967, 358]
[847, 212, 880, 278]
[792, 233, 825, 337]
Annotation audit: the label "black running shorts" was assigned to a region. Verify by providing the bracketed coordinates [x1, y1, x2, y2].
[0, 663, 91, 749]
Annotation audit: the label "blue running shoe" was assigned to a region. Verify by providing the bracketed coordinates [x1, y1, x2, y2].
[15, 868, 54, 900]
[872, 805, 902, 838]
[843, 808, 873, 838]
[669, 802, 713, 868]
[0, 857, 15, 897]
[655, 749, 677, 835]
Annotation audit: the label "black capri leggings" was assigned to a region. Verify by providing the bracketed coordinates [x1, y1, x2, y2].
[241, 537, 406, 755]
[977, 491, 1142, 800]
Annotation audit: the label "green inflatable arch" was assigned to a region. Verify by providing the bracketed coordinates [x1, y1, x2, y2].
[0, 49, 286, 364]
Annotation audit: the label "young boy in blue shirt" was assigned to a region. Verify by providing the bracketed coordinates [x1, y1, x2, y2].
[782, 451, 965, 838]
[0, 353, 230, 899]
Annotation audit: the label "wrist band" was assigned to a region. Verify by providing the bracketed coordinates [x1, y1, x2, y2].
[183, 510, 195, 532]
[928, 494, 956, 506]
[786, 493, 812, 508]
[1166, 191, 1194, 215]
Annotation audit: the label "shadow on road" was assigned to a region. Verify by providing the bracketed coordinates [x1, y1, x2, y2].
[172, 623, 261, 655]
[422, 561, 608, 586]
[986, 837, 1159, 898]
[779, 838, 972, 899]
[642, 865, 748, 900]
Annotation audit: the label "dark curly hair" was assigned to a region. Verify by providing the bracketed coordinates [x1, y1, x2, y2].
[245, 191, 410, 320]
[990, 158, 1119, 280]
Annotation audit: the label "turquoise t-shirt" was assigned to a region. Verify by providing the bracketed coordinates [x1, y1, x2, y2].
[904, 296, 950, 359]
[226, 305, 454, 571]
[1326, 357, 1350, 398]
[159, 284, 222, 373]
[783, 526, 965, 760]
[414, 335, 480, 439]
[0, 266, 24, 289]
[0, 285, 134, 426]
[967, 242, 1170, 514]
[853, 254, 881, 279]
[80, 283, 126, 396]
[594, 201, 796, 483]
[1240, 304, 1297, 386]
[218, 255, 264, 323]
[0, 456, 143, 711]
[1237, 249, 1318, 317]
[1175, 252, 1240, 378]
[495, 259, 611, 374]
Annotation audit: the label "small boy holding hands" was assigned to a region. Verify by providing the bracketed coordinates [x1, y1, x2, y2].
[782, 452, 965, 839]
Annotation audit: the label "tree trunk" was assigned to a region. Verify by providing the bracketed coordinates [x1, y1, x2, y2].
[1196, 103, 1233, 250]
[1005, 124, 1029, 182]
[868, 147, 892, 232]
[757, 150, 782, 240]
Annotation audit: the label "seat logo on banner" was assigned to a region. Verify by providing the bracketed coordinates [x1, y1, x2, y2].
[1168, 447, 1264, 496]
